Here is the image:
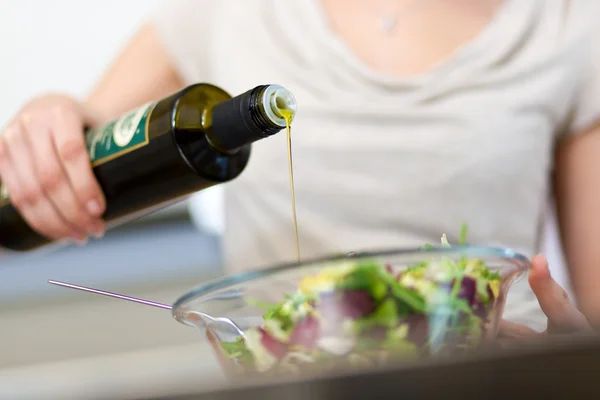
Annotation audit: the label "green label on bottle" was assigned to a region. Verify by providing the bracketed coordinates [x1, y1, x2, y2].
[86, 102, 155, 167]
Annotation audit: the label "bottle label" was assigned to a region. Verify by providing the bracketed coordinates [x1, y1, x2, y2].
[86, 102, 155, 167]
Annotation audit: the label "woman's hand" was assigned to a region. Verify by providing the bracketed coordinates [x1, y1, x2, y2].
[0, 94, 107, 243]
[498, 254, 592, 345]
[0, 25, 184, 246]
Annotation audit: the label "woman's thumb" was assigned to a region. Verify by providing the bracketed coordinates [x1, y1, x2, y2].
[528, 254, 588, 333]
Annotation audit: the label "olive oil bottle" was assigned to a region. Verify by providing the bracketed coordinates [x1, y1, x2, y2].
[0, 83, 297, 252]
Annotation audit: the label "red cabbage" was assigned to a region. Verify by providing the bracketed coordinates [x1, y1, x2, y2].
[318, 290, 376, 320]
[456, 276, 477, 306]
[259, 328, 288, 359]
[289, 316, 320, 349]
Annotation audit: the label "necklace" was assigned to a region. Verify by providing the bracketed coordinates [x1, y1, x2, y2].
[369, 0, 403, 35]
[378, 14, 398, 34]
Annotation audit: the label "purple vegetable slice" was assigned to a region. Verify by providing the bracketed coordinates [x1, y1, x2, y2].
[318, 290, 376, 321]
[259, 328, 288, 359]
[289, 316, 320, 348]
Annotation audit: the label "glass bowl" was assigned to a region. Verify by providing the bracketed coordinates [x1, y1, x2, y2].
[172, 246, 529, 380]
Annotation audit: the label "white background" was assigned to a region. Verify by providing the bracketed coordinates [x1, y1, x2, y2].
[0, 0, 160, 118]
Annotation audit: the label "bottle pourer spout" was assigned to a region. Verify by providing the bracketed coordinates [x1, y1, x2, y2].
[271, 88, 297, 119]
[262, 85, 297, 127]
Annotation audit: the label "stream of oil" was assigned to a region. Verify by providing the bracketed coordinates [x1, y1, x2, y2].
[280, 109, 300, 263]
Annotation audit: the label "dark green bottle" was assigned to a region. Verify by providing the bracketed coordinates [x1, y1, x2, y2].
[0, 83, 297, 252]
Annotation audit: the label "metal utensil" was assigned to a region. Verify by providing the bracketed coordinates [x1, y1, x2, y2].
[47, 280, 245, 339]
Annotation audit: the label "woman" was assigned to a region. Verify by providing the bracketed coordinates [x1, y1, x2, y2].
[0, 0, 595, 337]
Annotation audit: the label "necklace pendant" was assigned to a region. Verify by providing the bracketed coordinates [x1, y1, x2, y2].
[379, 15, 397, 34]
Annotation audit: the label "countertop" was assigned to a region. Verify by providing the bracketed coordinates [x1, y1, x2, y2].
[142, 335, 600, 400]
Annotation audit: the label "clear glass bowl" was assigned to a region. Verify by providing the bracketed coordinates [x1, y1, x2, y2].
[172, 246, 529, 380]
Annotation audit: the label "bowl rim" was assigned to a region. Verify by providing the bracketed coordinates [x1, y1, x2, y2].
[171, 245, 530, 317]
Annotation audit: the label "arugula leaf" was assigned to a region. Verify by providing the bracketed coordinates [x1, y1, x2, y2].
[475, 278, 490, 304]
[404, 261, 428, 275]
[220, 338, 246, 355]
[373, 267, 427, 312]
[456, 256, 469, 273]
[449, 272, 465, 326]
[372, 299, 400, 328]
[483, 270, 501, 281]
[263, 302, 294, 331]
[459, 223, 469, 245]
[450, 274, 464, 300]
[288, 291, 317, 308]
[336, 263, 388, 300]
[354, 299, 399, 331]
[220, 338, 255, 365]
[331, 260, 424, 315]
[389, 281, 427, 313]
[384, 326, 418, 356]
[259, 291, 317, 333]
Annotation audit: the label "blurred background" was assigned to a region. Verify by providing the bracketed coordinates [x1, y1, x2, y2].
[0, 1, 228, 399]
[0, 0, 574, 399]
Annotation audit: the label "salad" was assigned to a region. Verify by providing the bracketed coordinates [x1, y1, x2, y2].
[218, 225, 502, 377]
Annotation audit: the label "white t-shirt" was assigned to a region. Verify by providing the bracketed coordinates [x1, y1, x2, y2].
[150, 0, 600, 331]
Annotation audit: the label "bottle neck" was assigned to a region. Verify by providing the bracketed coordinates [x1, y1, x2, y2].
[207, 85, 295, 153]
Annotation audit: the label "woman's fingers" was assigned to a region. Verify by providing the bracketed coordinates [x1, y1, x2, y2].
[0, 121, 82, 240]
[23, 109, 105, 238]
[528, 254, 589, 333]
[0, 95, 107, 242]
[50, 104, 106, 221]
